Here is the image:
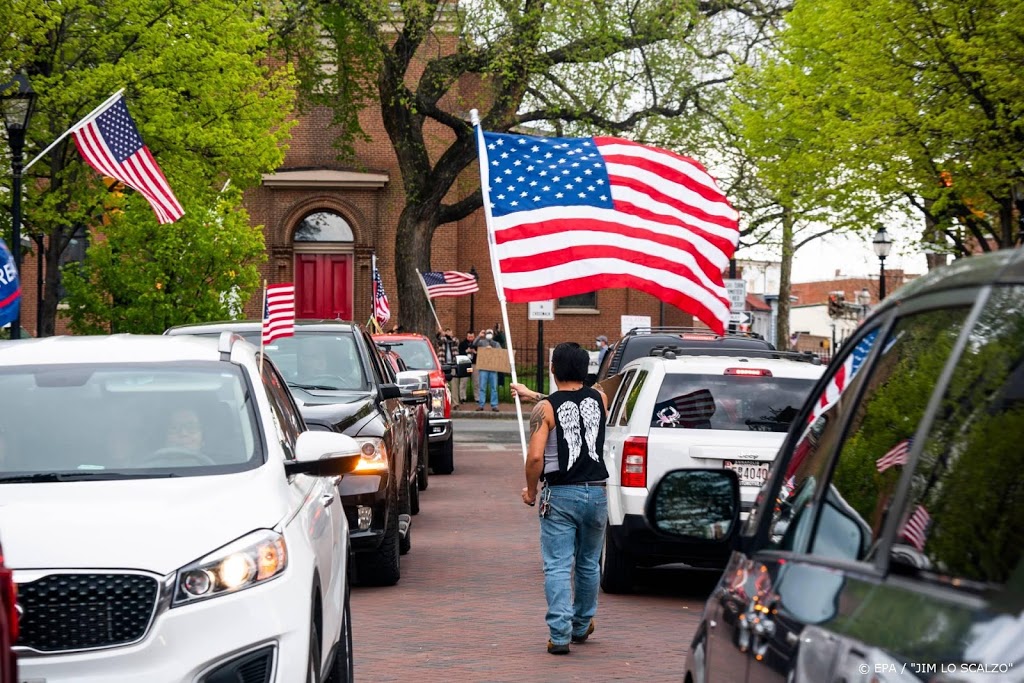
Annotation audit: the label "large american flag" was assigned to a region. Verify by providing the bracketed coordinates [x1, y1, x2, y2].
[421, 271, 479, 298]
[373, 264, 391, 326]
[262, 283, 295, 346]
[72, 95, 184, 224]
[900, 504, 931, 552]
[808, 330, 879, 423]
[654, 388, 717, 426]
[876, 438, 913, 473]
[477, 131, 738, 333]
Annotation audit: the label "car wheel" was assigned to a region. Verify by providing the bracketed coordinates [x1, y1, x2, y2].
[326, 580, 354, 683]
[409, 471, 421, 516]
[307, 606, 321, 683]
[399, 509, 412, 556]
[433, 436, 454, 475]
[354, 489, 400, 586]
[600, 527, 634, 594]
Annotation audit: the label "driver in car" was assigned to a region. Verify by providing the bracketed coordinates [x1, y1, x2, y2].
[165, 407, 204, 452]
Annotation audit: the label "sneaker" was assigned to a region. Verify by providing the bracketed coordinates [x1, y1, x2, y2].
[571, 619, 595, 644]
[491, 407, 500, 412]
[476, 406, 485, 411]
[547, 640, 570, 655]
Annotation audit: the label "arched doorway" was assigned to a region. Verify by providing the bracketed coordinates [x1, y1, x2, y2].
[293, 210, 354, 320]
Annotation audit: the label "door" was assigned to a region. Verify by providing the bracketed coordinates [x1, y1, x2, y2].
[295, 253, 353, 320]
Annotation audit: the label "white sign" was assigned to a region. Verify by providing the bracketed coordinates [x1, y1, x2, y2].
[528, 300, 555, 320]
[724, 279, 746, 313]
[620, 315, 652, 336]
[729, 311, 753, 326]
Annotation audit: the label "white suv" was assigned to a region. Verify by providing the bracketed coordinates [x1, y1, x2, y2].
[601, 351, 824, 593]
[0, 333, 360, 682]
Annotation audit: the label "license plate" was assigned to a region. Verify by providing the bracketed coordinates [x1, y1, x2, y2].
[723, 460, 770, 487]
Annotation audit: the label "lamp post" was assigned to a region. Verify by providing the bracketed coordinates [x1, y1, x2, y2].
[872, 227, 892, 301]
[1, 74, 37, 340]
[468, 265, 478, 332]
[856, 287, 871, 320]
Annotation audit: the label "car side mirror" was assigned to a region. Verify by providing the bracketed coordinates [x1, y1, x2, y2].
[645, 469, 741, 543]
[396, 370, 430, 405]
[285, 431, 361, 477]
[379, 383, 402, 400]
[454, 354, 472, 378]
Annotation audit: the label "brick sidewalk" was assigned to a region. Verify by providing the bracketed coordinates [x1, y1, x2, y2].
[350, 443, 716, 682]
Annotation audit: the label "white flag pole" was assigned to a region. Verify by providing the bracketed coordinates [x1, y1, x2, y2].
[414, 268, 445, 334]
[259, 280, 268, 375]
[24, 88, 125, 173]
[371, 253, 379, 327]
[470, 109, 528, 462]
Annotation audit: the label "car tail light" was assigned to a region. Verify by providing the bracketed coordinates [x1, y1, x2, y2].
[0, 553, 16, 641]
[725, 367, 772, 377]
[621, 436, 647, 488]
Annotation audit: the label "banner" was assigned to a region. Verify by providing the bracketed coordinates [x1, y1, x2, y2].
[0, 238, 21, 329]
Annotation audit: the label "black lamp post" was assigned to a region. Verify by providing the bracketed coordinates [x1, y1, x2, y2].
[468, 265, 478, 332]
[872, 227, 892, 301]
[1, 74, 37, 340]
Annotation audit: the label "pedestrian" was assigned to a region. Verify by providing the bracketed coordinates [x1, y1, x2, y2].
[457, 330, 476, 405]
[474, 328, 502, 412]
[437, 327, 460, 408]
[595, 335, 609, 367]
[511, 342, 610, 655]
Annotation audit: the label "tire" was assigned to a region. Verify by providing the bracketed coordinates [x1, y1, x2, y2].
[355, 488, 400, 586]
[326, 580, 354, 683]
[307, 606, 321, 683]
[417, 435, 429, 491]
[600, 527, 635, 594]
[409, 472, 421, 516]
[399, 473, 413, 555]
[433, 436, 454, 475]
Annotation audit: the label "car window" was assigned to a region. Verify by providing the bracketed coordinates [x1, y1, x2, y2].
[620, 370, 648, 426]
[886, 286, 1024, 585]
[0, 362, 260, 477]
[238, 331, 367, 391]
[261, 360, 301, 459]
[651, 372, 814, 432]
[607, 369, 635, 424]
[385, 340, 438, 372]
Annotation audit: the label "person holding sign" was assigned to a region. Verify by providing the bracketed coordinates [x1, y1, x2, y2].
[474, 329, 502, 411]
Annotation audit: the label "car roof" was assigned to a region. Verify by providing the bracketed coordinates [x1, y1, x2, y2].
[645, 355, 826, 379]
[879, 248, 1024, 312]
[167, 319, 357, 335]
[0, 334, 238, 366]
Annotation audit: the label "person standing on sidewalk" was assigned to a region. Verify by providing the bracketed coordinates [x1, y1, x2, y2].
[474, 329, 502, 412]
[437, 327, 460, 408]
[457, 330, 475, 406]
[512, 342, 609, 655]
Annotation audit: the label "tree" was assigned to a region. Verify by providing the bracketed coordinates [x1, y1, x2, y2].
[283, 0, 787, 334]
[2, 0, 296, 335]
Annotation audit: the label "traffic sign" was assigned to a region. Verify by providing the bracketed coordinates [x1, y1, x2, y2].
[724, 279, 746, 313]
[528, 300, 555, 320]
[729, 311, 753, 326]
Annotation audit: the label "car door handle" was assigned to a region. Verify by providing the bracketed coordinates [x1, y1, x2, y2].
[320, 492, 335, 508]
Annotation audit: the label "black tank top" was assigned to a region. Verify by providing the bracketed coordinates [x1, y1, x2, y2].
[543, 387, 609, 485]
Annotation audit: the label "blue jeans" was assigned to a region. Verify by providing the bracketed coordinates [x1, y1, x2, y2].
[539, 484, 607, 645]
[477, 369, 498, 408]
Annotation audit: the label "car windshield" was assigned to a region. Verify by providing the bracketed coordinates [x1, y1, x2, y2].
[0, 362, 261, 480]
[384, 340, 437, 371]
[235, 331, 368, 392]
[651, 373, 815, 432]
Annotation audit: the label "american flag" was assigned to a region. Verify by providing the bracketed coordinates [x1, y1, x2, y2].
[655, 388, 716, 426]
[808, 329, 879, 423]
[72, 95, 184, 224]
[876, 438, 913, 473]
[262, 283, 295, 345]
[373, 264, 391, 326]
[900, 504, 931, 552]
[421, 271, 479, 298]
[477, 131, 738, 333]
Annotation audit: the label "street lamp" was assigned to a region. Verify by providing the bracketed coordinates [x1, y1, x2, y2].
[856, 287, 871, 319]
[872, 227, 892, 301]
[1, 74, 37, 340]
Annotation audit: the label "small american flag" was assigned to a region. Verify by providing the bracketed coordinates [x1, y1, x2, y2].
[72, 95, 184, 224]
[876, 438, 913, 473]
[809, 329, 879, 423]
[373, 264, 391, 326]
[262, 283, 295, 345]
[900, 504, 931, 552]
[654, 388, 716, 426]
[421, 271, 480, 298]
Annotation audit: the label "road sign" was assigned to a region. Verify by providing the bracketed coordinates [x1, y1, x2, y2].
[724, 279, 746, 313]
[729, 311, 753, 326]
[620, 315, 651, 336]
[528, 300, 554, 320]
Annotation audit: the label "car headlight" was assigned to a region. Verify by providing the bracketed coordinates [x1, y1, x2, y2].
[173, 530, 287, 606]
[353, 437, 388, 472]
[429, 388, 446, 418]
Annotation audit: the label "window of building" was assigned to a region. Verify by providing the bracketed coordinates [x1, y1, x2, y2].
[293, 211, 354, 242]
[556, 292, 597, 311]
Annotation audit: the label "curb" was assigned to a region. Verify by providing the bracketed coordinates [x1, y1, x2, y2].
[451, 408, 526, 420]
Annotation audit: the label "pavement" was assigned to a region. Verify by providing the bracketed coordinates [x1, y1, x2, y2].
[450, 402, 529, 420]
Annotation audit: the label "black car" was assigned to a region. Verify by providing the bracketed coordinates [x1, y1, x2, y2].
[645, 249, 1024, 682]
[166, 320, 420, 586]
[595, 327, 787, 383]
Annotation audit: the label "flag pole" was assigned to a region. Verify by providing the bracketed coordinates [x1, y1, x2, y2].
[371, 253, 378, 328]
[24, 88, 125, 173]
[470, 109, 528, 462]
[414, 268, 445, 334]
[259, 280, 267, 374]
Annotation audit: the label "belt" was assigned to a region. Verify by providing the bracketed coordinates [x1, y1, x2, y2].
[547, 481, 606, 487]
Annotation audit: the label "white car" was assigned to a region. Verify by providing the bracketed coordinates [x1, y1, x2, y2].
[0, 333, 360, 682]
[601, 350, 824, 592]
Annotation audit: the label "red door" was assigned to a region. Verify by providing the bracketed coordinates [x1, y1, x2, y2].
[295, 254, 353, 320]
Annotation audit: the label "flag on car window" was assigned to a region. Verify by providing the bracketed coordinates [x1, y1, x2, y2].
[899, 504, 931, 552]
[654, 388, 716, 427]
[373, 263, 391, 326]
[876, 438, 913, 473]
[474, 129, 739, 333]
[262, 283, 294, 345]
[71, 95, 184, 224]
[808, 329, 879, 424]
[420, 271, 480, 298]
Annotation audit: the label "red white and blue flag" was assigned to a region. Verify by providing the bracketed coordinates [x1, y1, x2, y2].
[900, 504, 931, 552]
[72, 95, 184, 224]
[421, 271, 479, 298]
[476, 130, 739, 333]
[0, 239, 20, 329]
[373, 264, 391, 326]
[262, 283, 294, 346]
[808, 330, 879, 424]
[876, 438, 913, 473]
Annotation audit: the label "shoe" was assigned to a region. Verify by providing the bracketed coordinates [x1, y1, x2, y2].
[571, 619, 595, 644]
[491, 407, 500, 412]
[547, 640, 570, 655]
[476, 406, 484, 411]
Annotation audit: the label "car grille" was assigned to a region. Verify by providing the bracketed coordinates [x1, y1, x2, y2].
[15, 573, 159, 652]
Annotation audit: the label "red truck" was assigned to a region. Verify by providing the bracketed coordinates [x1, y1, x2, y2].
[1, 536, 17, 683]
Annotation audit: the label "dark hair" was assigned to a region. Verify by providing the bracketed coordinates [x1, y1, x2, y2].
[551, 342, 588, 382]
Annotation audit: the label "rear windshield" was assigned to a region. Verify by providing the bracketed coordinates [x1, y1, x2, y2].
[239, 331, 368, 391]
[651, 373, 815, 432]
[384, 340, 438, 371]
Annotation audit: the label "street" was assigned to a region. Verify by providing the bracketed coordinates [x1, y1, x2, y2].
[350, 420, 718, 682]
